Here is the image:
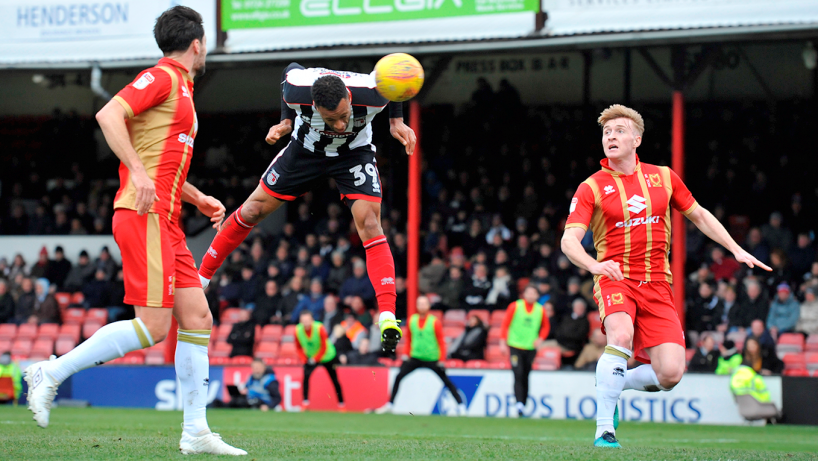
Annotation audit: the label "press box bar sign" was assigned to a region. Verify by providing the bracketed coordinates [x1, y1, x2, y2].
[221, 0, 540, 30]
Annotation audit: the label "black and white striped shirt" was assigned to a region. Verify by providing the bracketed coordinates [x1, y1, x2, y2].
[281, 66, 401, 157]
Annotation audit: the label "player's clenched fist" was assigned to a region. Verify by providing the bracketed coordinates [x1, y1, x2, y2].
[197, 195, 226, 230]
[589, 260, 624, 281]
[265, 120, 293, 145]
[130, 169, 158, 216]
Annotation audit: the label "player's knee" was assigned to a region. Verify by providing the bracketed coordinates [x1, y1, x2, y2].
[657, 364, 684, 390]
[144, 322, 168, 344]
[608, 331, 633, 349]
[362, 215, 382, 239]
[241, 201, 266, 224]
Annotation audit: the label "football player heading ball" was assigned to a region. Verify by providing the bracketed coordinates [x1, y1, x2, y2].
[198, 60, 420, 352]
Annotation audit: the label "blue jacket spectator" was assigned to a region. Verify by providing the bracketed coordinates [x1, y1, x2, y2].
[339, 260, 375, 303]
[243, 359, 281, 409]
[767, 283, 800, 334]
[290, 278, 326, 323]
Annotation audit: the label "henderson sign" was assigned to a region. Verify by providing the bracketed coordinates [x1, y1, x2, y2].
[221, 0, 540, 30]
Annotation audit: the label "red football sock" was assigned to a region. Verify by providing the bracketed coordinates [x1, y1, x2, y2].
[199, 205, 254, 279]
[363, 235, 396, 315]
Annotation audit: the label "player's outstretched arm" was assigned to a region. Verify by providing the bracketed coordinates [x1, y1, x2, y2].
[96, 100, 156, 215]
[389, 117, 417, 155]
[265, 119, 293, 145]
[686, 206, 772, 271]
[181, 182, 226, 230]
[561, 227, 624, 281]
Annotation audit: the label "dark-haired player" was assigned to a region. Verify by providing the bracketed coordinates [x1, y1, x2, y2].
[24, 7, 245, 455]
[198, 63, 415, 352]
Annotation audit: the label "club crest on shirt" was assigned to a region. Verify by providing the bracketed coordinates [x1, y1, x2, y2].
[648, 173, 662, 188]
[611, 293, 624, 305]
[353, 117, 367, 128]
[133, 72, 155, 90]
[267, 168, 279, 185]
[569, 198, 578, 213]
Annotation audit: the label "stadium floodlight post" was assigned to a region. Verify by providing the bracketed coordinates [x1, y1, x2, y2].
[671, 91, 686, 330]
[406, 100, 422, 319]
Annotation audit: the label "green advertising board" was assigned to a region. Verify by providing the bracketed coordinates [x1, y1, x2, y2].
[222, 0, 540, 30]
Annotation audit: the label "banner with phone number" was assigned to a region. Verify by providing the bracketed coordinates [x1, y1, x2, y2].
[221, 0, 540, 30]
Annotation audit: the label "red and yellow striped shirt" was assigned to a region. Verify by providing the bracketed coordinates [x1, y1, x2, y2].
[112, 57, 198, 224]
[565, 156, 698, 283]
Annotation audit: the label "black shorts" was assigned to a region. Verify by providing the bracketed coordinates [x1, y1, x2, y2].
[260, 140, 382, 204]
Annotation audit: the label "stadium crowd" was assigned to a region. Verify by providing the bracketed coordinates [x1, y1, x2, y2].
[0, 84, 817, 375]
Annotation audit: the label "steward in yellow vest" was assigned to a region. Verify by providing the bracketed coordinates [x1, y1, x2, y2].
[295, 310, 344, 410]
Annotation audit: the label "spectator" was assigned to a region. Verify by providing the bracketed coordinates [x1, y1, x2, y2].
[437, 267, 464, 311]
[485, 214, 511, 244]
[709, 247, 740, 282]
[715, 340, 743, 375]
[340, 337, 380, 366]
[0, 351, 23, 403]
[326, 251, 349, 293]
[486, 266, 514, 309]
[333, 313, 368, 355]
[347, 295, 372, 327]
[238, 265, 261, 308]
[253, 280, 283, 326]
[28, 204, 55, 235]
[30, 247, 51, 280]
[745, 320, 783, 374]
[82, 270, 111, 308]
[0, 280, 15, 324]
[227, 309, 255, 357]
[14, 278, 36, 324]
[744, 227, 770, 269]
[322, 295, 342, 331]
[64, 250, 94, 292]
[462, 219, 485, 256]
[718, 285, 738, 332]
[307, 253, 329, 283]
[418, 254, 447, 294]
[766, 283, 800, 336]
[8, 254, 28, 280]
[280, 277, 305, 323]
[687, 282, 724, 333]
[796, 287, 818, 335]
[33, 278, 60, 324]
[788, 233, 815, 278]
[339, 260, 375, 304]
[95, 246, 117, 281]
[574, 329, 607, 370]
[729, 280, 767, 331]
[688, 333, 721, 373]
[448, 313, 488, 362]
[761, 211, 792, 252]
[45, 246, 72, 289]
[238, 359, 281, 411]
[462, 263, 491, 310]
[290, 278, 326, 324]
[549, 298, 590, 359]
[766, 249, 793, 293]
[510, 234, 536, 278]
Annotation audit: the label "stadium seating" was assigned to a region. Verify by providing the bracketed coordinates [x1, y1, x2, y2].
[55, 338, 76, 356]
[278, 342, 299, 360]
[70, 292, 85, 306]
[784, 368, 810, 377]
[464, 360, 490, 369]
[0, 340, 11, 354]
[443, 359, 464, 368]
[804, 334, 818, 352]
[777, 333, 805, 358]
[216, 324, 232, 342]
[489, 310, 505, 327]
[86, 308, 108, 324]
[209, 357, 230, 365]
[260, 324, 283, 343]
[485, 344, 508, 363]
[685, 348, 696, 364]
[16, 323, 38, 341]
[782, 353, 806, 370]
[10, 339, 32, 357]
[231, 356, 253, 365]
[63, 308, 85, 325]
[145, 349, 165, 365]
[281, 325, 296, 343]
[31, 339, 54, 358]
[443, 310, 466, 328]
[220, 308, 244, 325]
[54, 292, 72, 310]
[534, 347, 562, 371]
[443, 326, 464, 342]
[255, 342, 280, 359]
[429, 310, 443, 322]
[806, 352, 818, 371]
[588, 312, 602, 333]
[487, 328, 502, 345]
[82, 322, 103, 340]
[38, 323, 59, 341]
[211, 342, 231, 358]
[0, 324, 16, 341]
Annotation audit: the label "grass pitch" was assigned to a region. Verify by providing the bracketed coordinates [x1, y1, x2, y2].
[1, 406, 817, 460]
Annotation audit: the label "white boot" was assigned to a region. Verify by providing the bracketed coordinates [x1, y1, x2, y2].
[24, 356, 59, 428]
[374, 402, 393, 414]
[180, 428, 247, 456]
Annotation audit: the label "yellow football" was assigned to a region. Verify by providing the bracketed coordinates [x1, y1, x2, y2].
[374, 53, 425, 102]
